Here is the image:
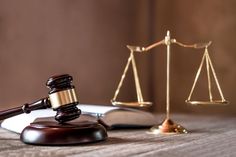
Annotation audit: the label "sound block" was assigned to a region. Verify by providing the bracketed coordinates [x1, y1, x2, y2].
[20, 120, 107, 145]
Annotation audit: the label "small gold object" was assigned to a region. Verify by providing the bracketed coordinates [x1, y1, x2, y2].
[111, 45, 152, 108]
[49, 88, 78, 109]
[121, 31, 228, 134]
[112, 30, 228, 134]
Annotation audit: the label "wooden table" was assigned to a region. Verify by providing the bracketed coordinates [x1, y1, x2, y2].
[0, 114, 236, 157]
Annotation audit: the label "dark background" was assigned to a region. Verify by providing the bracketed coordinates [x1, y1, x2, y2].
[0, 0, 235, 115]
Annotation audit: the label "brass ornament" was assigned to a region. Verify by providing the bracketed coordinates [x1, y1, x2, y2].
[49, 88, 78, 109]
[112, 30, 228, 134]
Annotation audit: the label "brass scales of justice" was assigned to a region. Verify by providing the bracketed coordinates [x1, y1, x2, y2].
[111, 30, 228, 134]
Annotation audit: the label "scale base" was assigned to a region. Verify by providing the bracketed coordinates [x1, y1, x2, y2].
[20, 120, 107, 145]
[148, 118, 188, 134]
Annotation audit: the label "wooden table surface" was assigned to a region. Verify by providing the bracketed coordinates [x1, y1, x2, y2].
[0, 114, 236, 157]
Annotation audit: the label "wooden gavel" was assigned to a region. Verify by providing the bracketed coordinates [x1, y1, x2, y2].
[0, 74, 108, 145]
[0, 74, 81, 123]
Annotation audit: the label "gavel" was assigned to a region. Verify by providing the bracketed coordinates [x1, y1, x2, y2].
[0, 74, 107, 145]
[0, 74, 81, 123]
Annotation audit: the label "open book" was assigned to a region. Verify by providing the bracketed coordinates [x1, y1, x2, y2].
[0, 104, 157, 134]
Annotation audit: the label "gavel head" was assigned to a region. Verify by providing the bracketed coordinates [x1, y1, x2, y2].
[46, 74, 81, 123]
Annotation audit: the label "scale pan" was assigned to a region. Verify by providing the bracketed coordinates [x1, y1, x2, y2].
[185, 100, 228, 106]
[111, 101, 152, 108]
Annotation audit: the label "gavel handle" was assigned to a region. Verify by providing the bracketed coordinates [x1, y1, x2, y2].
[0, 98, 51, 121]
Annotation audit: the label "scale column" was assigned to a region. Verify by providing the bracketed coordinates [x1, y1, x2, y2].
[165, 30, 171, 120]
[149, 30, 187, 134]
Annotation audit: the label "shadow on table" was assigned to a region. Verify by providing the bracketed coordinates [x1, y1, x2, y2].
[189, 128, 223, 134]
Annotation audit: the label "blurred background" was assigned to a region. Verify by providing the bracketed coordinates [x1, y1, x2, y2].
[0, 0, 235, 115]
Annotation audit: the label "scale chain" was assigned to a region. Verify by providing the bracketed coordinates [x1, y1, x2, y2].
[112, 51, 133, 101]
[131, 52, 144, 102]
[205, 50, 226, 101]
[187, 51, 207, 101]
[205, 48, 213, 101]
